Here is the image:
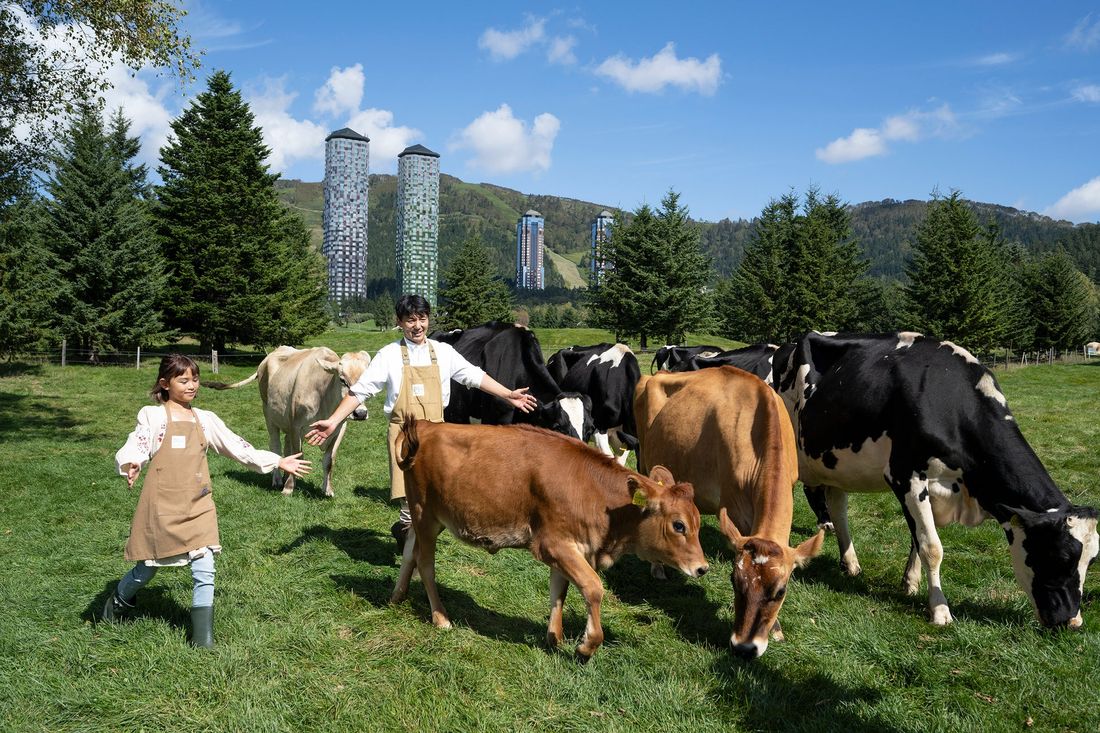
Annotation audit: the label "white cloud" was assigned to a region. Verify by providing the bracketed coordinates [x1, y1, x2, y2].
[548, 36, 577, 65]
[479, 17, 546, 61]
[595, 42, 721, 95]
[246, 78, 328, 173]
[817, 104, 958, 164]
[1066, 14, 1100, 51]
[101, 66, 175, 166]
[1044, 177, 1100, 222]
[344, 107, 421, 170]
[313, 64, 365, 117]
[974, 52, 1016, 66]
[815, 128, 886, 164]
[450, 104, 560, 174]
[1073, 84, 1100, 103]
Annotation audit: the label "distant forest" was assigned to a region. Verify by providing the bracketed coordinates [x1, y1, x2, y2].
[276, 178, 1100, 296]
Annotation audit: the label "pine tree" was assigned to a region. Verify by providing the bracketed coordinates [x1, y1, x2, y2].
[0, 190, 55, 357]
[651, 190, 714, 343]
[588, 192, 712, 349]
[437, 234, 512, 329]
[1027, 247, 1096, 350]
[718, 188, 868, 343]
[155, 70, 328, 350]
[40, 105, 167, 360]
[904, 191, 1013, 350]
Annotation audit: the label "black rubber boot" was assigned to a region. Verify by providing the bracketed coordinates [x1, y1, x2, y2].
[190, 606, 214, 649]
[390, 520, 409, 554]
[101, 590, 135, 624]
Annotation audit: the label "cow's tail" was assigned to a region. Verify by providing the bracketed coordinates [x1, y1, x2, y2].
[396, 415, 420, 471]
[204, 371, 260, 390]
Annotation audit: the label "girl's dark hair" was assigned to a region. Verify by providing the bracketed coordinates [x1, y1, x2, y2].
[150, 354, 200, 403]
[395, 293, 431, 319]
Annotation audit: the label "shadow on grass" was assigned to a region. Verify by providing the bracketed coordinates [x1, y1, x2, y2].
[605, 554, 731, 648]
[83, 581, 189, 631]
[353, 485, 392, 505]
[331, 572, 564, 651]
[0, 391, 87, 440]
[0, 362, 44, 377]
[276, 524, 398, 567]
[224, 469, 336, 500]
[710, 655, 895, 733]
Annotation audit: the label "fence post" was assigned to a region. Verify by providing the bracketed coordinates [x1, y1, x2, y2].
[61, 338, 66, 367]
[212, 349, 219, 374]
[136, 346, 141, 369]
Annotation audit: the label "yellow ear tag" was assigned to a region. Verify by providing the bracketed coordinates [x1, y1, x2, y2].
[632, 489, 648, 508]
[657, 480, 664, 485]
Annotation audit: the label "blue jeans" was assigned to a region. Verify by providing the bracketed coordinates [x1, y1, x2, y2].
[116, 553, 216, 608]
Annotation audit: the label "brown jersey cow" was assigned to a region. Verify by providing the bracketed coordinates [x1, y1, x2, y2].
[392, 417, 709, 660]
[635, 367, 824, 659]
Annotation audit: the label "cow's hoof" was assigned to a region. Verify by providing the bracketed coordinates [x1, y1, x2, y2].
[280, 486, 294, 496]
[431, 613, 452, 629]
[817, 521, 835, 533]
[546, 630, 562, 649]
[929, 606, 953, 625]
[841, 561, 862, 577]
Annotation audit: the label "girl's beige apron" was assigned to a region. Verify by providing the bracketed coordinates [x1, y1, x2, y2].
[125, 405, 219, 561]
[387, 342, 444, 500]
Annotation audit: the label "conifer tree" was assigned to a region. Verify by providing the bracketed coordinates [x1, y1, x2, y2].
[40, 105, 167, 360]
[904, 191, 1013, 350]
[437, 233, 512, 329]
[0, 190, 55, 357]
[155, 70, 328, 350]
[588, 192, 712, 348]
[1026, 247, 1096, 350]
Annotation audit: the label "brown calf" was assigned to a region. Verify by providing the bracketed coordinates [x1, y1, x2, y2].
[635, 367, 824, 659]
[392, 417, 709, 659]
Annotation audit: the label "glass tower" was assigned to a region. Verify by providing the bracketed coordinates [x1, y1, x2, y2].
[396, 144, 441, 305]
[516, 210, 545, 290]
[322, 127, 370, 304]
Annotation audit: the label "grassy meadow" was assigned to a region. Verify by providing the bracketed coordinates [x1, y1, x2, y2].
[1, 331, 1098, 732]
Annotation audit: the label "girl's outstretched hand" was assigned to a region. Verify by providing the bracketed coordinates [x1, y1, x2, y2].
[125, 463, 141, 489]
[279, 452, 313, 478]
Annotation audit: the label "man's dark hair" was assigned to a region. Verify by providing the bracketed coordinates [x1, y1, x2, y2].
[395, 294, 431, 319]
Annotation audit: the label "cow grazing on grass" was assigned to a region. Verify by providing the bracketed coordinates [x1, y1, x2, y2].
[391, 417, 709, 659]
[667, 342, 833, 531]
[1087, 341, 1100, 357]
[652, 344, 722, 373]
[433, 322, 592, 442]
[208, 346, 370, 496]
[635, 367, 824, 658]
[547, 343, 641, 464]
[778, 331, 1100, 628]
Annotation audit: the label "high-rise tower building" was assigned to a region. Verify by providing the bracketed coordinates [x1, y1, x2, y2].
[590, 210, 614, 286]
[516, 210, 545, 290]
[396, 144, 441, 305]
[322, 127, 370, 304]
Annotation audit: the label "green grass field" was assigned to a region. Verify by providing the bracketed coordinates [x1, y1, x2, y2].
[1, 336, 1098, 732]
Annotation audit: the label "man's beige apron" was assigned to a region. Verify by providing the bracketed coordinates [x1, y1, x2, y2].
[125, 405, 219, 561]
[387, 342, 444, 500]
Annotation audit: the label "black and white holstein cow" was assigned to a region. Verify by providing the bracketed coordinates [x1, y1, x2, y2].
[777, 331, 1099, 628]
[432, 322, 593, 442]
[547, 343, 641, 464]
[652, 344, 722, 373]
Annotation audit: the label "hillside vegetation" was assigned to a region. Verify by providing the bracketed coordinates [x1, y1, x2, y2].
[277, 178, 1100, 295]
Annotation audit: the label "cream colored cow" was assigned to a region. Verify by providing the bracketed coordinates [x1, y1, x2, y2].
[210, 346, 370, 496]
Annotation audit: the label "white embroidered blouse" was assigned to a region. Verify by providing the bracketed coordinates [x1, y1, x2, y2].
[115, 405, 281, 477]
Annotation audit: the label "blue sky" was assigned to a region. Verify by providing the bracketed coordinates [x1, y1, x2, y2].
[104, 2, 1100, 223]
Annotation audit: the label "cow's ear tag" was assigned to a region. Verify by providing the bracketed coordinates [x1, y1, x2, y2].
[632, 489, 648, 508]
[657, 480, 664, 485]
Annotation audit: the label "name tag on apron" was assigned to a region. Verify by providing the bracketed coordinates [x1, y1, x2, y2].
[171, 435, 186, 449]
[411, 383, 425, 397]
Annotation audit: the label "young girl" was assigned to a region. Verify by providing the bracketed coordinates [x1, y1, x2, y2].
[105, 354, 311, 648]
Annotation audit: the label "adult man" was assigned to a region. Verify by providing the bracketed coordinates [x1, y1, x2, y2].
[304, 294, 537, 549]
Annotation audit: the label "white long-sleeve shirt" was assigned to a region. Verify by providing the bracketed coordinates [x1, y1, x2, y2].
[115, 405, 282, 477]
[350, 337, 486, 415]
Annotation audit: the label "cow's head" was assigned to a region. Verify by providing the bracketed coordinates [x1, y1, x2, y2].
[316, 351, 372, 421]
[630, 466, 709, 578]
[719, 508, 824, 660]
[1001, 503, 1099, 629]
[538, 392, 594, 443]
